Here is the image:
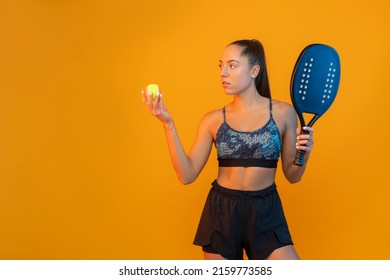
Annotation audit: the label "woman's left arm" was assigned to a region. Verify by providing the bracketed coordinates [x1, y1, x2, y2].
[280, 105, 314, 184]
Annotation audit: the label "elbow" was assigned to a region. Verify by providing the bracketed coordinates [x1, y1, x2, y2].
[178, 175, 196, 185]
[287, 175, 302, 184]
[176, 164, 199, 185]
[180, 179, 193, 185]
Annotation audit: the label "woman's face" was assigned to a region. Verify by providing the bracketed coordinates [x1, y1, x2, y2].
[219, 44, 258, 95]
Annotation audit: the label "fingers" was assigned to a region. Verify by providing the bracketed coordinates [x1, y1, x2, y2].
[296, 126, 314, 136]
[141, 86, 173, 128]
[156, 93, 164, 114]
[150, 92, 162, 115]
[296, 126, 314, 152]
[142, 88, 164, 117]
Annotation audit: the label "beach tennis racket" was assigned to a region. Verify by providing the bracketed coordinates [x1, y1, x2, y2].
[290, 44, 341, 166]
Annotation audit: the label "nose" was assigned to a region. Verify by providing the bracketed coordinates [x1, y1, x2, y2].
[220, 65, 228, 77]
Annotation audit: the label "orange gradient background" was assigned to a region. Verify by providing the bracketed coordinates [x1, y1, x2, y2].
[0, 0, 389, 259]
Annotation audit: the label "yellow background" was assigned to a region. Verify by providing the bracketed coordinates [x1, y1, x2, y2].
[0, 0, 389, 259]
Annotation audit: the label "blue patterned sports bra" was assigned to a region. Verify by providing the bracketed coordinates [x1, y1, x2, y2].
[215, 99, 281, 168]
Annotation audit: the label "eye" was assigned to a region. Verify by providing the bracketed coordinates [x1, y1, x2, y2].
[229, 64, 237, 69]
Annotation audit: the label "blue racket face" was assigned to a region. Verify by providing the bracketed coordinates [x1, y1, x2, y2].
[291, 44, 341, 117]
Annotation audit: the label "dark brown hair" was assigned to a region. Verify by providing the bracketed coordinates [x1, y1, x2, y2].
[229, 39, 271, 98]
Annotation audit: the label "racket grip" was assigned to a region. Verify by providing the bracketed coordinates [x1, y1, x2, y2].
[294, 150, 305, 166]
[293, 129, 309, 166]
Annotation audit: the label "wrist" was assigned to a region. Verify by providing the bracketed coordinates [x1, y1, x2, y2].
[163, 120, 174, 131]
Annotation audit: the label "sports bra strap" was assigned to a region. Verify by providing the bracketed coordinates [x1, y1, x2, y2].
[222, 107, 226, 123]
[222, 99, 273, 121]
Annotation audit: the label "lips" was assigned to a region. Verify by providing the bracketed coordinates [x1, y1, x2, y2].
[222, 81, 230, 88]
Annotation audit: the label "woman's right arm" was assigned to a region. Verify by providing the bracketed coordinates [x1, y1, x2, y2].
[142, 90, 214, 185]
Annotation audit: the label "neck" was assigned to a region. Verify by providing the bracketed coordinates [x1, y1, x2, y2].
[231, 88, 267, 112]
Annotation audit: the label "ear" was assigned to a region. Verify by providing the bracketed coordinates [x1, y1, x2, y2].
[251, 65, 260, 78]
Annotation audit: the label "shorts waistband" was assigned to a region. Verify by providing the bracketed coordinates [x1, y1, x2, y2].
[211, 180, 276, 198]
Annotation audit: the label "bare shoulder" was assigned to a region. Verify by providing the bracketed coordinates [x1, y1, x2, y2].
[272, 99, 296, 118]
[199, 107, 224, 137]
[271, 99, 297, 133]
[201, 108, 223, 123]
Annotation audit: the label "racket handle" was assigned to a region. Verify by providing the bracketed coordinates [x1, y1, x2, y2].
[294, 150, 305, 166]
[293, 129, 309, 166]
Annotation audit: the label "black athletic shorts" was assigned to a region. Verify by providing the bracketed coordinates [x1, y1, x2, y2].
[193, 180, 293, 260]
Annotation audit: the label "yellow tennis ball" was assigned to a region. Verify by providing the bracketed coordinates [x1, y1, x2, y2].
[146, 84, 160, 100]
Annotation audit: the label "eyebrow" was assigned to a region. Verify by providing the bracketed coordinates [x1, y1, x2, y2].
[219, 59, 240, 64]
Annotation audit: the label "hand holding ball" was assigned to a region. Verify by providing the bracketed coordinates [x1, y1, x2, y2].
[143, 83, 172, 129]
[146, 84, 160, 100]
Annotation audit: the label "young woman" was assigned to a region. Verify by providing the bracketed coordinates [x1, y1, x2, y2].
[141, 39, 314, 260]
